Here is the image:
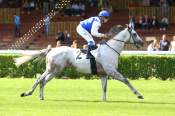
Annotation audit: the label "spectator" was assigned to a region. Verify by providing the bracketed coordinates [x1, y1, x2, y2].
[64, 3, 72, 16]
[88, 0, 98, 8]
[71, 2, 80, 16]
[150, 0, 161, 6]
[0, 0, 3, 4]
[150, 15, 159, 29]
[79, 2, 85, 16]
[43, 0, 49, 14]
[160, 16, 169, 31]
[142, 15, 151, 30]
[71, 40, 78, 48]
[159, 0, 169, 17]
[14, 13, 20, 37]
[137, 16, 144, 29]
[22, 0, 30, 14]
[167, 0, 174, 6]
[159, 34, 171, 51]
[98, 0, 111, 9]
[64, 32, 72, 46]
[29, 0, 36, 11]
[43, 15, 50, 36]
[49, 0, 55, 10]
[36, 0, 42, 10]
[56, 40, 61, 47]
[142, 0, 150, 6]
[170, 36, 175, 51]
[147, 39, 159, 51]
[55, 31, 65, 45]
[82, 44, 88, 50]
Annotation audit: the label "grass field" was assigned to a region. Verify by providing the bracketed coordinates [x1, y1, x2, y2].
[0, 78, 175, 116]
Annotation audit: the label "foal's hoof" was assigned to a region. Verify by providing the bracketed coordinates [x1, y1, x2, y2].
[20, 93, 26, 97]
[137, 95, 144, 99]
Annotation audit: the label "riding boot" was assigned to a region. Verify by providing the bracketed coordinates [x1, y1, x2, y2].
[91, 45, 98, 50]
[86, 46, 93, 59]
[86, 45, 97, 59]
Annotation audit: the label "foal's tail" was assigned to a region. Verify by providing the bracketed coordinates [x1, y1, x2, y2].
[14, 46, 51, 67]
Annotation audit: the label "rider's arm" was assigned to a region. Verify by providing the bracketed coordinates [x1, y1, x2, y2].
[91, 21, 105, 38]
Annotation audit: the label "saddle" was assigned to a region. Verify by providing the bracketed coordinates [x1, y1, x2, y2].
[80, 49, 88, 54]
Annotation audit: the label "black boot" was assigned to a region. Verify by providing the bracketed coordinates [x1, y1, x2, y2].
[86, 45, 97, 59]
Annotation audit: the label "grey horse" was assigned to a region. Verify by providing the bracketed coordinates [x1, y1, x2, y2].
[15, 25, 144, 101]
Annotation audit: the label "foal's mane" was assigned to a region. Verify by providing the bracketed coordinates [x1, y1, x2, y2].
[108, 25, 125, 38]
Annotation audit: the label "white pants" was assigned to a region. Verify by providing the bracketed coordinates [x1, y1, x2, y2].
[76, 24, 95, 46]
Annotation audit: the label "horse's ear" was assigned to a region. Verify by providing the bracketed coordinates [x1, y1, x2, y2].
[125, 24, 129, 28]
[117, 25, 123, 28]
[126, 24, 132, 31]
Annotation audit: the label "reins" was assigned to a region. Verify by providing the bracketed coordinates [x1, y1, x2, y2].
[104, 29, 138, 56]
[105, 39, 125, 56]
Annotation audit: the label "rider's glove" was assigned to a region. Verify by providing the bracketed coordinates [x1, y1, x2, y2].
[104, 33, 112, 38]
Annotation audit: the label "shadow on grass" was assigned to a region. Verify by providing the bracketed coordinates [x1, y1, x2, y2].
[47, 99, 175, 105]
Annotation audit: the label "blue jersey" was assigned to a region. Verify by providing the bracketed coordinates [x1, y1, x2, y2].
[80, 16, 101, 33]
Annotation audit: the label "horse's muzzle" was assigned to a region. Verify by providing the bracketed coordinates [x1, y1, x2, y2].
[136, 41, 144, 48]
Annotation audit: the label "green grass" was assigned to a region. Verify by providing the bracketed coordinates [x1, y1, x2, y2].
[0, 78, 175, 116]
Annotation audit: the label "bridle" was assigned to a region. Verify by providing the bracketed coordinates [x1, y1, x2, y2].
[105, 28, 139, 56]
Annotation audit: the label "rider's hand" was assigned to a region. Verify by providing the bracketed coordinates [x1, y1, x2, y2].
[104, 33, 112, 38]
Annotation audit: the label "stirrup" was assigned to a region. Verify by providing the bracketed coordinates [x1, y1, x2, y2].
[86, 53, 94, 59]
[91, 45, 98, 50]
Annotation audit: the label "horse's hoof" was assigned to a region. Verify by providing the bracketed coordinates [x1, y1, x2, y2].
[20, 93, 26, 97]
[137, 95, 144, 99]
[40, 98, 44, 100]
[102, 97, 107, 102]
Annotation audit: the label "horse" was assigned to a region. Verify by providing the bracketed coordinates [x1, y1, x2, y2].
[14, 25, 144, 101]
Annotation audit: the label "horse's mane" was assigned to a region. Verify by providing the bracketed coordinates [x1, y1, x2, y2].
[108, 25, 125, 38]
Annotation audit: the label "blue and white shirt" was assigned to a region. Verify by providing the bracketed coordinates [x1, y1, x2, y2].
[80, 16, 105, 37]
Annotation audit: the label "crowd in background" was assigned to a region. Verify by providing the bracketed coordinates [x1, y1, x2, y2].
[129, 0, 171, 31]
[131, 0, 175, 6]
[147, 34, 175, 51]
[55, 30, 89, 49]
[0, 0, 112, 17]
[129, 15, 169, 31]
[64, 1, 86, 16]
[1, 0, 175, 51]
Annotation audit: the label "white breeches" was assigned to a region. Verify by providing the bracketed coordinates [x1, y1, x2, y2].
[76, 24, 95, 45]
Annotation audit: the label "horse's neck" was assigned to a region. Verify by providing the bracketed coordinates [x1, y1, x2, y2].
[107, 39, 125, 54]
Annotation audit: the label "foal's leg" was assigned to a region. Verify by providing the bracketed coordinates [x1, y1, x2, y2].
[20, 71, 49, 97]
[107, 69, 144, 99]
[101, 76, 108, 101]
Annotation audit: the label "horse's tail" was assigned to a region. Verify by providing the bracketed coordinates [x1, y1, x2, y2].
[14, 46, 51, 67]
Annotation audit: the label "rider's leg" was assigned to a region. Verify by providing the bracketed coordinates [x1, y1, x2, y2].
[76, 24, 97, 58]
[87, 41, 96, 59]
